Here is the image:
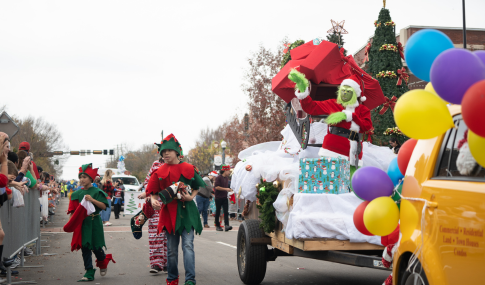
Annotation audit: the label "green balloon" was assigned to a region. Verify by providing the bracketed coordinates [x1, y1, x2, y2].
[392, 183, 403, 202]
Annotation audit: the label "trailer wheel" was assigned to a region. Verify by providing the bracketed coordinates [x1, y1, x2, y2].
[237, 220, 267, 285]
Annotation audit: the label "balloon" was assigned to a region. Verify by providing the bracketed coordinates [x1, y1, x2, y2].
[388, 157, 404, 186]
[397, 139, 418, 175]
[394, 90, 454, 139]
[363, 197, 400, 236]
[400, 200, 419, 241]
[430, 48, 485, 104]
[402, 176, 422, 198]
[391, 183, 403, 203]
[424, 82, 448, 103]
[462, 80, 485, 137]
[351, 166, 394, 201]
[468, 130, 485, 168]
[475, 50, 485, 65]
[404, 29, 454, 82]
[353, 201, 374, 236]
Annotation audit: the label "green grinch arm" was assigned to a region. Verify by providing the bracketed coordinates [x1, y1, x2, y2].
[325, 112, 347, 125]
[288, 69, 309, 93]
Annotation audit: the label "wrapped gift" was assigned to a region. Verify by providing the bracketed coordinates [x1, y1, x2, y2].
[298, 157, 350, 194]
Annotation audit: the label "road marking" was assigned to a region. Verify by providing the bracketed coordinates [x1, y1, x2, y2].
[217, 241, 237, 249]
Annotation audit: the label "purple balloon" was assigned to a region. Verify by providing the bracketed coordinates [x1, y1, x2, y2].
[430, 49, 485, 104]
[351, 166, 394, 201]
[475, 51, 485, 66]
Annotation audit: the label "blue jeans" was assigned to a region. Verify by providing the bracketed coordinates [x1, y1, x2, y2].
[166, 229, 195, 284]
[100, 201, 111, 222]
[195, 196, 210, 225]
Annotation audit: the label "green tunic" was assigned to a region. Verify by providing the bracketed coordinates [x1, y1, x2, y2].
[70, 187, 109, 250]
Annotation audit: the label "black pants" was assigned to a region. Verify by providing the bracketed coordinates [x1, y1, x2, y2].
[113, 202, 121, 219]
[81, 247, 105, 270]
[215, 198, 229, 227]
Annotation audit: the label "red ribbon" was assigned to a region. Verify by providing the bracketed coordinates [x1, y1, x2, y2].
[396, 67, 409, 86]
[363, 43, 371, 63]
[379, 96, 397, 115]
[283, 43, 291, 54]
[364, 127, 374, 143]
[397, 42, 404, 60]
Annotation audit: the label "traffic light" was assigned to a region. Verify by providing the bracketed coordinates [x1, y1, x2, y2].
[244, 113, 249, 131]
[109, 149, 114, 155]
[103, 150, 107, 155]
[93, 150, 102, 155]
[70, 151, 80, 155]
[53, 151, 63, 155]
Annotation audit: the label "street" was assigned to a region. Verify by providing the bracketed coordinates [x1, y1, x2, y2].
[16, 198, 390, 285]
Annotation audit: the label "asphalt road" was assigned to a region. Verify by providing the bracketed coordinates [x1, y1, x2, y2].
[16, 198, 390, 285]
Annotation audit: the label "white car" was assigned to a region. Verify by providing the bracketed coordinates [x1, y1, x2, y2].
[111, 174, 141, 192]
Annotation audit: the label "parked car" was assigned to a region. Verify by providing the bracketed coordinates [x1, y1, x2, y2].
[111, 174, 141, 192]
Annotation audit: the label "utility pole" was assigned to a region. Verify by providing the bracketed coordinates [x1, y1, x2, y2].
[462, 0, 467, 49]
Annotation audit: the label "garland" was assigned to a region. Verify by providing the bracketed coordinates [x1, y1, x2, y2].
[256, 179, 280, 233]
[376, 70, 397, 79]
[280, 40, 305, 69]
[379, 44, 398, 52]
[374, 20, 396, 27]
[383, 127, 405, 137]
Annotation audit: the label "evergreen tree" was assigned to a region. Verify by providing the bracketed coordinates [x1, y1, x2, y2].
[367, 8, 409, 145]
[326, 32, 347, 56]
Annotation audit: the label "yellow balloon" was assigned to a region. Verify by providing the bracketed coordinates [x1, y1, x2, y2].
[394, 90, 454, 139]
[424, 82, 436, 95]
[400, 200, 419, 241]
[468, 130, 485, 168]
[363, 197, 400, 236]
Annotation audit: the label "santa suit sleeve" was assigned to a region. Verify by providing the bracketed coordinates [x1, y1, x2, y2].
[145, 171, 160, 196]
[352, 105, 373, 133]
[300, 97, 342, 115]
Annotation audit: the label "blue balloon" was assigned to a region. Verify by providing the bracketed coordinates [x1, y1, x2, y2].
[404, 29, 454, 82]
[387, 157, 404, 187]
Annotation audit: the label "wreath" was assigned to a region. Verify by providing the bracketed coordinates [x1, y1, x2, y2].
[256, 179, 280, 233]
[280, 40, 305, 69]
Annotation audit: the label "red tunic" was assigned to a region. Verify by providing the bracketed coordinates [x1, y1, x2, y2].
[145, 162, 195, 234]
[300, 97, 372, 159]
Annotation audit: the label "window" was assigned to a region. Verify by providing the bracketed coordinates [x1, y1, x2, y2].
[112, 177, 139, 186]
[434, 115, 485, 180]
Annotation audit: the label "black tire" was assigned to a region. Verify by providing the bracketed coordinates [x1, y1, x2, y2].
[399, 258, 429, 285]
[237, 220, 267, 285]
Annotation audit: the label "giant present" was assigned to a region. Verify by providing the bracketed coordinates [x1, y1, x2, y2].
[298, 157, 350, 194]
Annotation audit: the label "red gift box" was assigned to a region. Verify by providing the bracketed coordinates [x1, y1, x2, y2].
[271, 59, 304, 103]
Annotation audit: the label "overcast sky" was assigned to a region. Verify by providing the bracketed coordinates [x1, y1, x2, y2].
[1, 0, 484, 179]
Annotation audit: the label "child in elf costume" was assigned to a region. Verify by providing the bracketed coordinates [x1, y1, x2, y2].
[64, 163, 115, 282]
[146, 134, 206, 285]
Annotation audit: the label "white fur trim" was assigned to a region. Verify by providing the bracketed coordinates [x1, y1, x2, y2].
[295, 86, 310, 100]
[349, 140, 358, 166]
[81, 197, 96, 216]
[343, 110, 353, 122]
[318, 148, 347, 159]
[360, 96, 366, 102]
[350, 121, 360, 132]
[341, 79, 362, 97]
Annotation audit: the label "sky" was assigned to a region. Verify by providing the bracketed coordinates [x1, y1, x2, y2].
[1, 0, 484, 179]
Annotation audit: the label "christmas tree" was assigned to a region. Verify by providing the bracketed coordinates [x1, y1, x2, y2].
[367, 8, 409, 145]
[126, 193, 137, 214]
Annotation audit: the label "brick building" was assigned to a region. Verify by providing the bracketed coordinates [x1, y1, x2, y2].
[353, 26, 485, 90]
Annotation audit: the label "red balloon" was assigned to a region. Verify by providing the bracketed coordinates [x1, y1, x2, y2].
[462, 80, 485, 137]
[353, 201, 374, 236]
[397, 139, 418, 174]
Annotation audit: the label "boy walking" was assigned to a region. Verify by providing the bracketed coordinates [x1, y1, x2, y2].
[146, 134, 206, 285]
[214, 165, 233, 232]
[65, 164, 115, 282]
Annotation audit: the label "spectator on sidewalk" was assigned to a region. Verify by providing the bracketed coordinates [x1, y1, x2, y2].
[214, 165, 233, 232]
[18, 142, 40, 179]
[196, 171, 216, 228]
[112, 179, 124, 219]
[100, 170, 114, 226]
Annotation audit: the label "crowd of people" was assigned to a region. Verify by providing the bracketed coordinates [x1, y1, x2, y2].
[0, 132, 64, 284]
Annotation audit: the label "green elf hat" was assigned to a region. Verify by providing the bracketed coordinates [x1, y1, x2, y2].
[78, 163, 99, 181]
[155, 133, 184, 158]
[221, 164, 231, 171]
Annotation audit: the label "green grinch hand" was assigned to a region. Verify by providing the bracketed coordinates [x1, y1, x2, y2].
[325, 112, 347, 125]
[288, 69, 309, 93]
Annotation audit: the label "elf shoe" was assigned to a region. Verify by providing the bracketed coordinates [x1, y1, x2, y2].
[96, 254, 116, 276]
[166, 277, 179, 285]
[184, 281, 196, 285]
[78, 268, 96, 282]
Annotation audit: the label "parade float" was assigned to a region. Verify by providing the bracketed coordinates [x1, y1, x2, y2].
[233, 12, 485, 285]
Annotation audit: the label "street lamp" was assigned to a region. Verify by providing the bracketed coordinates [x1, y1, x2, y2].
[221, 140, 227, 164]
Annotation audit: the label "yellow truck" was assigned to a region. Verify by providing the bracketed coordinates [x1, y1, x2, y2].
[393, 105, 485, 284]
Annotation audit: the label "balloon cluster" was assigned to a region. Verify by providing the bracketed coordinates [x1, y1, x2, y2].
[352, 139, 419, 237]
[397, 29, 485, 167]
